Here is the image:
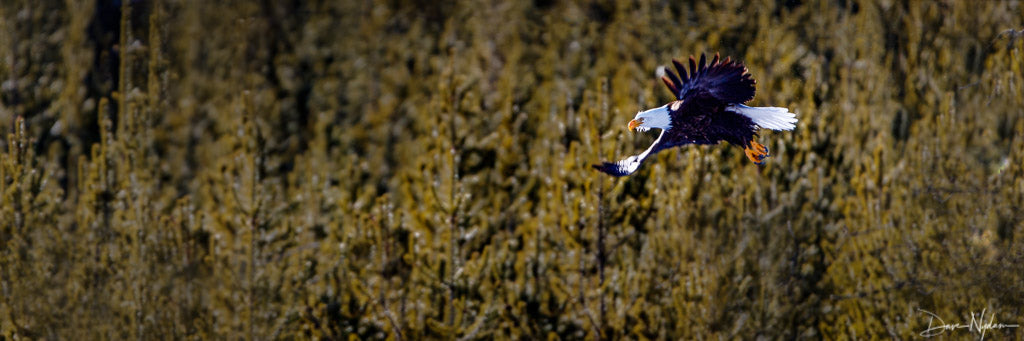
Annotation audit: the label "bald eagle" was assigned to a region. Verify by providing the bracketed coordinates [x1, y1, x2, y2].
[593, 53, 797, 177]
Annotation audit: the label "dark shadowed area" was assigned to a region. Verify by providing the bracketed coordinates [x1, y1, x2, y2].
[2, 0, 1023, 339]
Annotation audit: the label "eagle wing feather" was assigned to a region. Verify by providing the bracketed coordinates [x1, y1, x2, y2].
[662, 53, 756, 104]
[592, 130, 666, 177]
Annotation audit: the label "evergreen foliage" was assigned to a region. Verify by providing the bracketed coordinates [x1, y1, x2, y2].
[1, 0, 1023, 339]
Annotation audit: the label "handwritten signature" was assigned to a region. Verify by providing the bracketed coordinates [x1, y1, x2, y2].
[919, 308, 1019, 340]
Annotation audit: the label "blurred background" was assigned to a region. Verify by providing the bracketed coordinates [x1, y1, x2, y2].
[1, 0, 1023, 339]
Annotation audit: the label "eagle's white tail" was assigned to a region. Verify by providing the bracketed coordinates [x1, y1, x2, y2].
[729, 104, 798, 131]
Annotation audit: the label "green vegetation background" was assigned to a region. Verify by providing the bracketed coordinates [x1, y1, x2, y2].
[2, 0, 1023, 339]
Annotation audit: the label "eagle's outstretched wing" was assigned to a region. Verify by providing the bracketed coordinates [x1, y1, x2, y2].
[660, 53, 755, 104]
[592, 130, 666, 177]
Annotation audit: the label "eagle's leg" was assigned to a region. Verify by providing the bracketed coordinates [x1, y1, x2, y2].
[744, 139, 770, 165]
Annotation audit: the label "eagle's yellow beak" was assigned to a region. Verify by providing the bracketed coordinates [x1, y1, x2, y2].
[628, 118, 644, 132]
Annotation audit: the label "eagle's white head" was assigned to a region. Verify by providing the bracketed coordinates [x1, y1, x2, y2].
[628, 102, 675, 133]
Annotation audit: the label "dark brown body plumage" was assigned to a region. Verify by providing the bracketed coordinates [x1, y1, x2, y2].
[663, 91, 757, 149]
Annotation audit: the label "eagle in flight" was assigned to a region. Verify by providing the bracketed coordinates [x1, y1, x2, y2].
[593, 53, 797, 177]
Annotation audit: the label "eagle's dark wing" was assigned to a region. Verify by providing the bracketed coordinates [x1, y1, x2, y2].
[660, 53, 755, 104]
[592, 130, 667, 177]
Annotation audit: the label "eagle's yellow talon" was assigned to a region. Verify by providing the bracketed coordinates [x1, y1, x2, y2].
[745, 140, 770, 164]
